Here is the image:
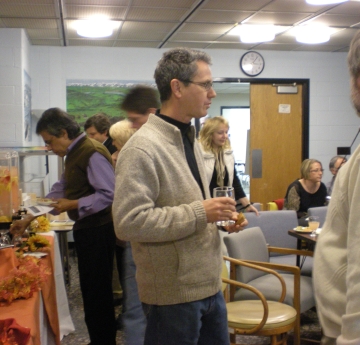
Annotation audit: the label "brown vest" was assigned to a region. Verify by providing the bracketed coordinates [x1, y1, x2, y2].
[65, 136, 113, 230]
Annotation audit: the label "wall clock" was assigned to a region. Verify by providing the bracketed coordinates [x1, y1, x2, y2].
[240, 51, 265, 77]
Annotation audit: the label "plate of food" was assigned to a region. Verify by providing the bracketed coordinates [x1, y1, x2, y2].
[37, 198, 56, 206]
[23, 252, 48, 258]
[293, 226, 313, 233]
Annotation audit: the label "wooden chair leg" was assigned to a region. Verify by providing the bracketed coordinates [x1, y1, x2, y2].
[293, 314, 301, 345]
[270, 333, 289, 345]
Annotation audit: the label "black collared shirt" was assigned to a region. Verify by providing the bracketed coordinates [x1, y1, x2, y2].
[156, 111, 205, 199]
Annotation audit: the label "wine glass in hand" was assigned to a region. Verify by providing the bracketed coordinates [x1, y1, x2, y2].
[213, 187, 235, 226]
[308, 216, 320, 237]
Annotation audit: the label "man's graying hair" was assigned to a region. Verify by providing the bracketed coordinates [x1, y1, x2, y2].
[154, 47, 212, 102]
[348, 30, 360, 78]
[329, 156, 346, 170]
[36, 107, 81, 139]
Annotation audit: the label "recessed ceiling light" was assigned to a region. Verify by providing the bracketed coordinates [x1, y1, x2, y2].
[306, 0, 348, 5]
[229, 25, 277, 43]
[76, 19, 113, 38]
[295, 26, 331, 44]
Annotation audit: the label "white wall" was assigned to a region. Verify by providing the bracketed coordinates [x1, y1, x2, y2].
[0, 29, 32, 147]
[208, 93, 250, 117]
[28, 44, 359, 183]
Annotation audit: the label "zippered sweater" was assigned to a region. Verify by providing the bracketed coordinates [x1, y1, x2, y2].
[112, 114, 222, 305]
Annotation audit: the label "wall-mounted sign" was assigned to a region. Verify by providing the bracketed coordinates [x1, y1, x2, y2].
[278, 104, 291, 113]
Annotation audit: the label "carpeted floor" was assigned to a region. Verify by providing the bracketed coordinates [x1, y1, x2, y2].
[61, 251, 322, 345]
[60, 250, 125, 345]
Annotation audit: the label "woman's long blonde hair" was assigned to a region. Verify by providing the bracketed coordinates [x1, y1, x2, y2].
[198, 116, 231, 153]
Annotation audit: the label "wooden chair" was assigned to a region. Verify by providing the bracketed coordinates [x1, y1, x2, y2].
[222, 256, 297, 345]
[223, 227, 315, 345]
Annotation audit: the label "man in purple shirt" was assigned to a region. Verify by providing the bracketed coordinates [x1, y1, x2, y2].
[36, 108, 116, 345]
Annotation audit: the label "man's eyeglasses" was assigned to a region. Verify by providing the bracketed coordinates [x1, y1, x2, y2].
[181, 80, 214, 91]
[310, 169, 324, 173]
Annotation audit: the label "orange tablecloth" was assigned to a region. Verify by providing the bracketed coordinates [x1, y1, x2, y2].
[0, 235, 61, 345]
[0, 291, 41, 345]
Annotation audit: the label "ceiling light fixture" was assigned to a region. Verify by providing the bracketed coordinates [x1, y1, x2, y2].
[76, 18, 113, 38]
[306, 0, 348, 5]
[232, 25, 276, 43]
[295, 26, 331, 44]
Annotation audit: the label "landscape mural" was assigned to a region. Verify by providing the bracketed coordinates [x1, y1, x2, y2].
[66, 79, 157, 126]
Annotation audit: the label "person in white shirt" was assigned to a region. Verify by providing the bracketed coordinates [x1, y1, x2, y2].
[314, 30, 360, 345]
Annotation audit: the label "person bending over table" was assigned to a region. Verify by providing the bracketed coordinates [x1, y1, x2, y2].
[198, 116, 258, 215]
[34, 108, 116, 345]
[284, 158, 327, 226]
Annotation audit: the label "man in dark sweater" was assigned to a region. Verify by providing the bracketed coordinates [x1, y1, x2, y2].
[36, 108, 116, 345]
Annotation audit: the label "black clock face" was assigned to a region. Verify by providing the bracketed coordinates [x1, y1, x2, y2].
[240, 51, 265, 77]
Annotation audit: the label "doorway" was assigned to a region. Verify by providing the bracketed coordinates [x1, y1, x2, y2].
[213, 78, 309, 207]
[221, 106, 250, 197]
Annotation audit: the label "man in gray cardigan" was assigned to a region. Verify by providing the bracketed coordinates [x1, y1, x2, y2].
[112, 48, 247, 345]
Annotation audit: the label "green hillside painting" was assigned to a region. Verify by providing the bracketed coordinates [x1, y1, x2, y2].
[66, 80, 157, 126]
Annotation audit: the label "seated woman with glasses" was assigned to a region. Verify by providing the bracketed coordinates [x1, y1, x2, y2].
[284, 158, 327, 226]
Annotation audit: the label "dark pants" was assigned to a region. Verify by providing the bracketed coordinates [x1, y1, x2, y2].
[73, 222, 116, 345]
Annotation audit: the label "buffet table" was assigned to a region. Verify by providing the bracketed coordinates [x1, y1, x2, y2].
[0, 231, 75, 344]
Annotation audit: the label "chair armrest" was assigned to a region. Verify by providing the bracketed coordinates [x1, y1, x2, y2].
[222, 276, 269, 334]
[224, 256, 287, 303]
[268, 246, 314, 257]
[239, 259, 301, 317]
[240, 259, 301, 275]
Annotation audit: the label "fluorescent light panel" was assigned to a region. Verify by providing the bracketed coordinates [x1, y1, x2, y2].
[306, 0, 348, 4]
[295, 26, 331, 44]
[76, 19, 114, 38]
[229, 25, 288, 43]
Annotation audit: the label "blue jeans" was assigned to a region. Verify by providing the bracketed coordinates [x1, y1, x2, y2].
[116, 242, 146, 345]
[142, 291, 229, 345]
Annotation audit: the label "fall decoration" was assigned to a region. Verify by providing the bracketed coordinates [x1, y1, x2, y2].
[29, 215, 50, 233]
[0, 255, 51, 305]
[0, 318, 30, 345]
[15, 234, 50, 256]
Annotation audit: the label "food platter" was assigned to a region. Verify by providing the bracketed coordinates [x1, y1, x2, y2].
[23, 252, 48, 258]
[293, 227, 312, 233]
[37, 198, 55, 206]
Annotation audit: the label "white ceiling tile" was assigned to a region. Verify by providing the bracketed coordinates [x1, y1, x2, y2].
[65, 5, 128, 19]
[0, 4, 56, 17]
[188, 10, 252, 24]
[1, 0, 359, 50]
[126, 7, 188, 21]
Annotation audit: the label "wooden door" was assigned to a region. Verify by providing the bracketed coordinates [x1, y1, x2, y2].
[250, 84, 303, 206]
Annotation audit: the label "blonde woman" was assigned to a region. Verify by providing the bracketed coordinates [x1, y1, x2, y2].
[109, 119, 136, 167]
[198, 116, 258, 215]
[284, 158, 327, 224]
